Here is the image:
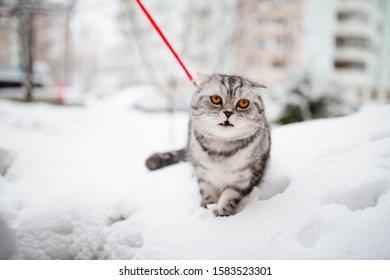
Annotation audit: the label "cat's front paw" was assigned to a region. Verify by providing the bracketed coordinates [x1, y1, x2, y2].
[200, 187, 219, 208]
[213, 207, 236, 217]
[201, 196, 217, 208]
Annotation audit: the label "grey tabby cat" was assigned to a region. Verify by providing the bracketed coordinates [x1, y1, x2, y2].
[146, 74, 271, 216]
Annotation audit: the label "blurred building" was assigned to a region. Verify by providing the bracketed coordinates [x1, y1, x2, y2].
[118, 0, 236, 90]
[118, 0, 188, 87]
[0, 3, 18, 72]
[236, 0, 304, 86]
[237, 0, 390, 104]
[0, 0, 72, 86]
[121, 0, 390, 104]
[335, 0, 390, 103]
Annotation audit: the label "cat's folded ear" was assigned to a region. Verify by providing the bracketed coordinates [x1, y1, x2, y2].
[196, 73, 213, 86]
[252, 82, 267, 89]
[250, 81, 267, 97]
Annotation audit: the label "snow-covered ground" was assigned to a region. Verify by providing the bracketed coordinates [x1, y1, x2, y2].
[0, 90, 390, 259]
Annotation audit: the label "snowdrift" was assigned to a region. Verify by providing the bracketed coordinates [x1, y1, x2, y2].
[0, 98, 389, 259]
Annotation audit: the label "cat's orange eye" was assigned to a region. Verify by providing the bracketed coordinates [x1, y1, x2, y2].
[210, 95, 222, 105]
[237, 99, 250, 109]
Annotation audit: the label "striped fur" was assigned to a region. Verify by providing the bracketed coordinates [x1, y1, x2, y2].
[145, 74, 271, 216]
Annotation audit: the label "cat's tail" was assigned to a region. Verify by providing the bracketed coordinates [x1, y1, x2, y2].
[145, 148, 187, 171]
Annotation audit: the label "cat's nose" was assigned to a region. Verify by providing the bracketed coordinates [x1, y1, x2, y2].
[224, 111, 233, 118]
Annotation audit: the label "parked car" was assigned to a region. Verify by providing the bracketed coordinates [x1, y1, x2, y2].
[0, 69, 46, 88]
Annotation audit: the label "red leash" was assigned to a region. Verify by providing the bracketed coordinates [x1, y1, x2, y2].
[135, 0, 195, 85]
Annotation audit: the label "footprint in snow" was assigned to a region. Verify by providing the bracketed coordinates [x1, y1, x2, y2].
[106, 203, 136, 226]
[321, 178, 390, 211]
[296, 221, 323, 248]
[52, 220, 74, 236]
[104, 203, 144, 259]
[107, 213, 131, 226]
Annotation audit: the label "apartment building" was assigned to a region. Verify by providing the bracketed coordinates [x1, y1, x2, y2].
[237, 0, 390, 104]
[331, 0, 390, 103]
[235, 0, 304, 86]
[121, 0, 390, 104]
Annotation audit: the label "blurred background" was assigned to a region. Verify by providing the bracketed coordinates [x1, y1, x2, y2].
[1, 0, 390, 124]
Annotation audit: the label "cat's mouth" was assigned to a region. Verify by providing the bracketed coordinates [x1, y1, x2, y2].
[219, 120, 234, 127]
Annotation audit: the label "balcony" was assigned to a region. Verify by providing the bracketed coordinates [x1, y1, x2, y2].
[332, 69, 370, 87]
[337, 0, 372, 14]
[334, 24, 372, 40]
[334, 47, 372, 62]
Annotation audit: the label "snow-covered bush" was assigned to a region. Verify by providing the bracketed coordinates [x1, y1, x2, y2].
[272, 74, 356, 125]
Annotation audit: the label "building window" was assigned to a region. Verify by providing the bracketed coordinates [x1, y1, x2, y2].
[250, 35, 291, 50]
[335, 36, 370, 49]
[277, 36, 291, 49]
[334, 60, 366, 71]
[337, 11, 368, 24]
[371, 89, 378, 100]
[197, 8, 210, 18]
[357, 88, 365, 102]
[257, 17, 289, 29]
[272, 59, 286, 68]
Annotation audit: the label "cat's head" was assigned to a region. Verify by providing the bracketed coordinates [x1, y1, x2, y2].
[190, 73, 267, 140]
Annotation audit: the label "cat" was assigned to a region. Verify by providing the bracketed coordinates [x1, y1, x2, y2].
[146, 74, 271, 216]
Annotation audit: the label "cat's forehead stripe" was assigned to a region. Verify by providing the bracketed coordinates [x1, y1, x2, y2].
[219, 75, 245, 99]
[227, 76, 236, 89]
[233, 78, 243, 97]
[221, 77, 231, 97]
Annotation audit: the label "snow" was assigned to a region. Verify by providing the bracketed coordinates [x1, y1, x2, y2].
[0, 90, 390, 259]
[0, 216, 17, 259]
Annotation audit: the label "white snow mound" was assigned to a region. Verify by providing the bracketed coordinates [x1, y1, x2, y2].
[0, 99, 389, 259]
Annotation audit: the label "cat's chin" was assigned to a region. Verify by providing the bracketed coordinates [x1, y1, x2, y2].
[207, 125, 256, 141]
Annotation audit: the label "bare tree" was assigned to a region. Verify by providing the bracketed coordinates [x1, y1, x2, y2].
[0, 0, 73, 102]
[17, 0, 35, 101]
